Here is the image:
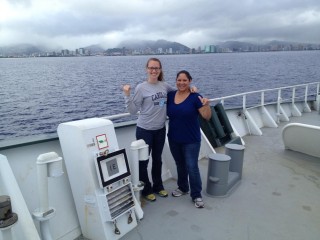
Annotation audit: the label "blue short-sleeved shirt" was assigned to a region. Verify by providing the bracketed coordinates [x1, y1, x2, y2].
[167, 91, 203, 144]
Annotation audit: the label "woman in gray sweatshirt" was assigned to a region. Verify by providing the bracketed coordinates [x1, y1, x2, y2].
[122, 57, 174, 202]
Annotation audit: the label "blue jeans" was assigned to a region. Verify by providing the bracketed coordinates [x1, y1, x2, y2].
[168, 140, 202, 200]
[136, 126, 166, 195]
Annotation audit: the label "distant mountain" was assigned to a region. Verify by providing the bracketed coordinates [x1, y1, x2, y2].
[83, 44, 105, 53]
[267, 40, 297, 45]
[217, 40, 318, 50]
[0, 40, 190, 56]
[1, 39, 318, 57]
[118, 39, 190, 53]
[0, 44, 45, 56]
[217, 41, 257, 50]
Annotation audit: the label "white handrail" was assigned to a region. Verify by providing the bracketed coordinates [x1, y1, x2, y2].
[211, 82, 319, 115]
[210, 82, 319, 105]
[233, 82, 316, 99]
[100, 82, 319, 121]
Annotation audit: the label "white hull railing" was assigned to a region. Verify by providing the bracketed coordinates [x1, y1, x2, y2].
[209, 82, 320, 136]
[101, 82, 319, 122]
[100, 82, 320, 137]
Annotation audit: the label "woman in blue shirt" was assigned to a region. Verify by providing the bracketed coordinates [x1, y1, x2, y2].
[167, 70, 211, 208]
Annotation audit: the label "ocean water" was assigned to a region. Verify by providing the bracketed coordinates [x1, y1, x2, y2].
[1, 51, 320, 141]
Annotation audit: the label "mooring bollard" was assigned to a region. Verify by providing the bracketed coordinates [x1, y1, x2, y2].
[206, 153, 231, 197]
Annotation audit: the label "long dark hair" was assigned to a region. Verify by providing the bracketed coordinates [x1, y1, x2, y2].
[146, 57, 164, 81]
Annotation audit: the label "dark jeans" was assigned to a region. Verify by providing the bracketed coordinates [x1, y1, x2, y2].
[136, 126, 166, 195]
[168, 140, 202, 200]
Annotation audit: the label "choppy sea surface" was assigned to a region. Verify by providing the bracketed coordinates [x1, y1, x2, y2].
[1, 51, 320, 141]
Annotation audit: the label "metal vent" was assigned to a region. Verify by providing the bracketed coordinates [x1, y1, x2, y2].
[107, 185, 135, 219]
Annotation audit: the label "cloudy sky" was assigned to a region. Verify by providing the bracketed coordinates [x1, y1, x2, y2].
[1, 0, 320, 50]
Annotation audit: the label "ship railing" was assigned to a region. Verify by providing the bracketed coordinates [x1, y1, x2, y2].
[205, 82, 319, 136]
[209, 82, 319, 113]
[102, 82, 320, 123]
[103, 112, 131, 120]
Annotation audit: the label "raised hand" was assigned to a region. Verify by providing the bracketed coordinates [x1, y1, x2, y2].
[122, 84, 131, 96]
[198, 96, 210, 106]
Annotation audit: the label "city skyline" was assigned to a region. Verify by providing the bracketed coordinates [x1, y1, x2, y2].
[1, 39, 319, 58]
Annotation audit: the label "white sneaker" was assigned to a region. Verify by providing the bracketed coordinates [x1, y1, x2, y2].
[193, 198, 204, 208]
[172, 188, 189, 197]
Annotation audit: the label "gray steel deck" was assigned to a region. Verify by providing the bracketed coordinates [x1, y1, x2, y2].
[120, 111, 320, 240]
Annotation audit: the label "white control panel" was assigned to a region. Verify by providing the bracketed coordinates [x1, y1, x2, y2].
[58, 118, 142, 240]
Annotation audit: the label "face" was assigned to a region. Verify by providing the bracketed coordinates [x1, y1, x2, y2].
[176, 73, 191, 92]
[146, 60, 161, 81]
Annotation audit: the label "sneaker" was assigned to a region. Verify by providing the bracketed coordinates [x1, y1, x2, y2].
[144, 193, 156, 202]
[156, 190, 168, 197]
[193, 198, 204, 208]
[172, 188, 189, 197]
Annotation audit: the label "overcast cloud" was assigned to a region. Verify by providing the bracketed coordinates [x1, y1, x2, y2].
[1, 0, 319, 50]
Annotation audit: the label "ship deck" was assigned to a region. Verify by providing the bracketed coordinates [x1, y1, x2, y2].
[120, 111, 320, 240]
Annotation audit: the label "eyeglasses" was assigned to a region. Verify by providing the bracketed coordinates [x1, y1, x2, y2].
[147, 67, 161, 71]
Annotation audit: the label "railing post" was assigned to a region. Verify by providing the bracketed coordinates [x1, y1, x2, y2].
[291, 87, 302, 116]
[316, 83, 320, 113]
[261, 91, 265, 106]
[303, 85, 311, 112]
[304, 85, 308, 103]
[242, 94, 246, 110]
[292, 87, 296, 105]
[276, 89, 282, 123]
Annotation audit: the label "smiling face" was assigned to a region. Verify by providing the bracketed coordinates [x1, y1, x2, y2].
[146, 59, 162, 83]
[176, 72, 192, 93]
